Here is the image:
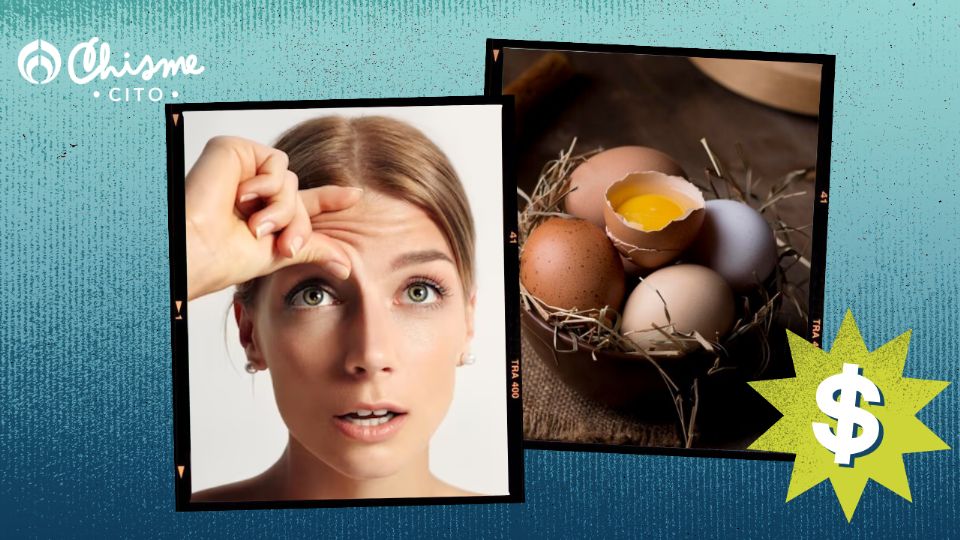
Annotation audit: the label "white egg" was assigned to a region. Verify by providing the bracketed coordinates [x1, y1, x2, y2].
[621, 264, 735, 351]
[686, 199, 778, 292]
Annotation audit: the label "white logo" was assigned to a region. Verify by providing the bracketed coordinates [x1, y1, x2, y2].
[17, 36, 205, 102]
[65, 37, 205, 84]
[18, 39, 62, 84]
[812, 363, 883, 466]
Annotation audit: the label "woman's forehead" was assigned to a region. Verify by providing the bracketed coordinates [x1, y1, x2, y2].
[309, 192, 452, 256]
[263, 195, 458, 295]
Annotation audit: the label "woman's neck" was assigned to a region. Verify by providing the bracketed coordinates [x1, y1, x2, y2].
[259, 435, 442, 500]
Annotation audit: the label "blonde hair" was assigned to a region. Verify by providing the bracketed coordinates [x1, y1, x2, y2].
[235, 115, 476, 304]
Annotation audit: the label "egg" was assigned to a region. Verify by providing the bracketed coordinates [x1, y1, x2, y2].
[603, 172, 706, 270]
[686, 199, 778, 292]
[621, 264, 735, 351]
[620, 254, 645, 279]
[565, 146, 686, 228]
[520, 217, 625, 311]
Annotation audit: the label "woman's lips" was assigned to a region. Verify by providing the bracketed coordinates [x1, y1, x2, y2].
[333, 411, 408, 443]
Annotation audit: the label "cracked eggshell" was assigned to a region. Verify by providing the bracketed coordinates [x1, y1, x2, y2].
[565, 146, 686, 228]
[603, 172, 706, 271]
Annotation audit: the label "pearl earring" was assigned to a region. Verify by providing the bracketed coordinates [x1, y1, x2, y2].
[461, 352, 477, 366]
[244, 361, 258, 374]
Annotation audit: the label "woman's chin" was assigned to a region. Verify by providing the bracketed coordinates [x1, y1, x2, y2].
[329, 450, 407, 481]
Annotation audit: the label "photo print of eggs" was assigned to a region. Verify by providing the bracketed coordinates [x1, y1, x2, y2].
[487, 40, 832, 452]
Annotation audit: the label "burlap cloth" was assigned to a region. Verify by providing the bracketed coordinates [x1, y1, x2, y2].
[521, 334, 683, 447]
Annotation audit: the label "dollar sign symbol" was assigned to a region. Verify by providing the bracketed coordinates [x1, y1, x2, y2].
[812, 363, 883, 465]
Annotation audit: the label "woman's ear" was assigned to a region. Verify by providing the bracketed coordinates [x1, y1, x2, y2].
[465, 287, 477, 340]
[457, 289, 478, 368]
[234, 301, 266, 370]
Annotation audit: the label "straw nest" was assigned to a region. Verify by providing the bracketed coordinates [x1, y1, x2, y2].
[518, 139, 813, 446]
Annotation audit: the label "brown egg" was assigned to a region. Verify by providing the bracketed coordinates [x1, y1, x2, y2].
[565, 146, 686, 228]
[520, 217, 625, 311]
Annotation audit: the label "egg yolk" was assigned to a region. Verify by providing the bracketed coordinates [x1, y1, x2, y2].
[615, 193, 685, 231]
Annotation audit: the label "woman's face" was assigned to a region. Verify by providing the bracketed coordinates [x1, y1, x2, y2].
[239, 191, 475, 480]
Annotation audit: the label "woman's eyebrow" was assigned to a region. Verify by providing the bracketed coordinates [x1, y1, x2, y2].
[390, 249, 454, 271]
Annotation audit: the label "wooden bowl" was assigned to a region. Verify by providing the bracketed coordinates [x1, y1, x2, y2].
[521, 294, 780, 412]
[690, 57, 822, 116]
[522, 307, 706, 411]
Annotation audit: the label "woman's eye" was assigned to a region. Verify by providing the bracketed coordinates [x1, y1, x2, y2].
[289, 285, 337, 308]
[403, 283, 440, 305]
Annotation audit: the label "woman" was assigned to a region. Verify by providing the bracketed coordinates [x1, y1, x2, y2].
[186, 116, 479, 501]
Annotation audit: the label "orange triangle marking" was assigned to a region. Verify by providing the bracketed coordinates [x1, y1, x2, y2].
[175, 300, 182, 313]
[492, 49, 500, 62]
[177, 465, 185, 478]
[172, 113, 180, 126]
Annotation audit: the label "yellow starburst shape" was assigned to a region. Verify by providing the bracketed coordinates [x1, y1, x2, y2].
[748, 310, 951, 522]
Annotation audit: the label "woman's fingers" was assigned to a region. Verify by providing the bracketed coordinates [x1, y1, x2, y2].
[235, 166, 290, 206]
[286, 232, 352, 281]
[195, 136, 288, 188]
[275, 185, 364, 278]
[299, 185, 365, 216]
[225, 136, 289, 185]
[188, 135, 341, 300]
[245, 184, 363, 249]
[245, 170, 299, 239]
[276, 194, 311, 258]
[187, 136, 291, 224]
[268, 198, 353, 279]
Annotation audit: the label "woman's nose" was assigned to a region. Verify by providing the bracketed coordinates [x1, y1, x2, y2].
[342, 296, 397, 377]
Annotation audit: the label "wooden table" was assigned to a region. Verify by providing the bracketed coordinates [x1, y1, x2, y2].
[502, 48, 821, 193]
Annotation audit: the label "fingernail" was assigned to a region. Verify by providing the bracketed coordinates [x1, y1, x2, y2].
[255, 221, 275, 239]
[239, 193, 257, 203]
[289, 236, 303, 257]
[323, 260, 351, 280]
[345, 187, 364, 195]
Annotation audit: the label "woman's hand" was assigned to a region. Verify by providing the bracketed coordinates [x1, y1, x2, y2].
[184, 136, 362, 300]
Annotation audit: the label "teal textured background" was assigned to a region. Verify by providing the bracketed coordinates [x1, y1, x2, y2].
[1, 0, 957, 537]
